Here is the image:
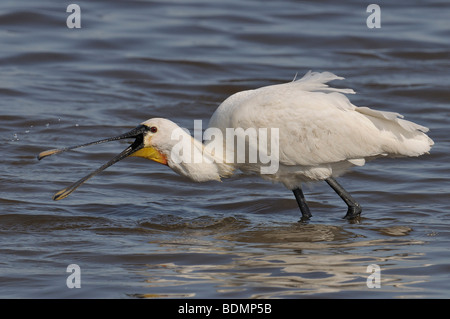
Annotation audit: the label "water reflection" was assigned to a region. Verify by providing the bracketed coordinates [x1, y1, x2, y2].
[130, 219, 427, 298]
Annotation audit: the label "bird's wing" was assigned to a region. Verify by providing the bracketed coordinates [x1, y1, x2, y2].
[210, 71, 432, 167]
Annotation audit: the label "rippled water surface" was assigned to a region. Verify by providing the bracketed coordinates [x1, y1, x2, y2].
[1, 0, 449, 298]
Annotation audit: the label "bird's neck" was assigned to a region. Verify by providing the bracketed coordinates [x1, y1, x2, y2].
[164, 132, 234, 182]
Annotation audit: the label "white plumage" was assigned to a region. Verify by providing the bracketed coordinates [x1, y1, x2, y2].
[207, 71, 433, 190]
[39, 71, 434, 220]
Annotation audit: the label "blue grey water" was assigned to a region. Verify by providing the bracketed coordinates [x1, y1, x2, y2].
[0, 0, 449, 298]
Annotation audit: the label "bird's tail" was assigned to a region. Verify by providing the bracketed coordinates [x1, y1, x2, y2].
[356, 106, 434, 157]
[295, 71, 434, 157]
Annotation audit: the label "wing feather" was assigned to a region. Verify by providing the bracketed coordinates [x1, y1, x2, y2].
[208, 72, 433, 168]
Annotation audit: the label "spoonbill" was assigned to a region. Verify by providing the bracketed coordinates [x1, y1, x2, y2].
[38, 71, 433, 220]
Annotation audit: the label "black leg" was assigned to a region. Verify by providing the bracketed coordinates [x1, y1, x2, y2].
[292, 187, 312, 221]
[325, 177, 362, 219]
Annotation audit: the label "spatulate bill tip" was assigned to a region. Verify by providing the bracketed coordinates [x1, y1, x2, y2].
[38, 149, 62, 161]
[53, 188, 70, 201]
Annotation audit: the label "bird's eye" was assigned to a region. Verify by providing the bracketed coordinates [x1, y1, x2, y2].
[149, 126, 158, 133]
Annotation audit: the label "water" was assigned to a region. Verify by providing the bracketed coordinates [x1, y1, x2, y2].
[1, 0, 449, 299]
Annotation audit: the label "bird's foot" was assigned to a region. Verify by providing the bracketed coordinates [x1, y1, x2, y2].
[299, 213, 312, 223]
[343, 205, 362, 220]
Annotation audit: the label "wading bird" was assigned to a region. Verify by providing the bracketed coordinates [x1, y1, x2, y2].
[38, 71, 433, 220]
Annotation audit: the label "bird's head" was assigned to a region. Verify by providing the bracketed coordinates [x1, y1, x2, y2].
[127, 118, 175, 165]
[38, 118, 181, 200]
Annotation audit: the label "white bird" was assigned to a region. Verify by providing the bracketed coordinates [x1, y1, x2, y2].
[38, 71, 434, 220]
